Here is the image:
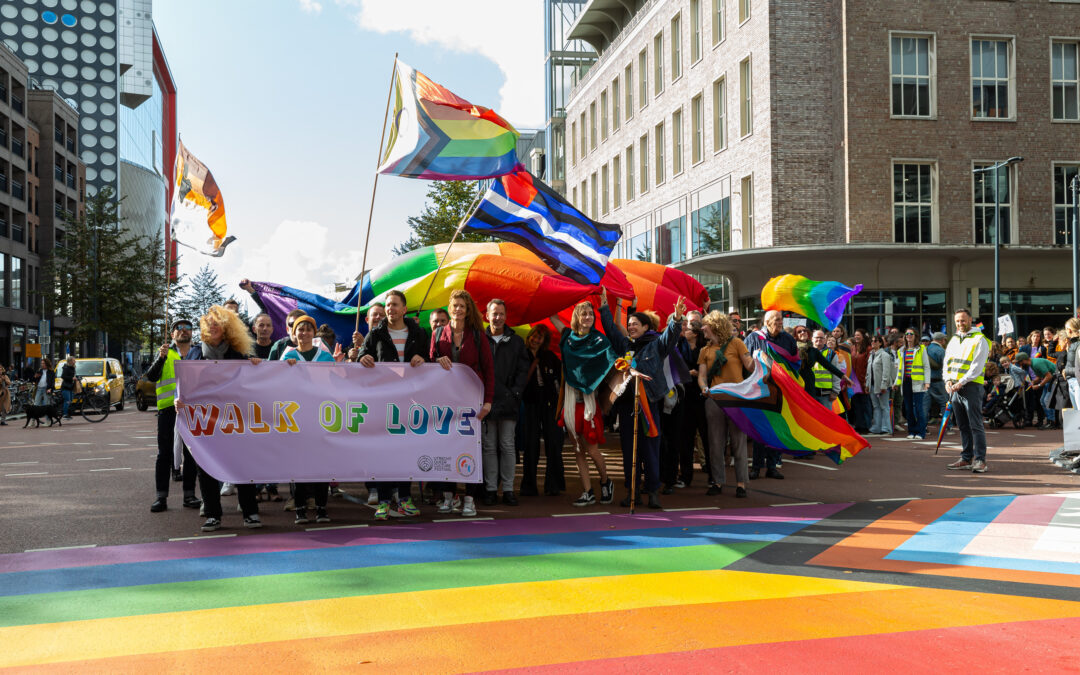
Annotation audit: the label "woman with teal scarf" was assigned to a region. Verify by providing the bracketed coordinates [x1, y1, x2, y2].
[560, 300, 616, 507]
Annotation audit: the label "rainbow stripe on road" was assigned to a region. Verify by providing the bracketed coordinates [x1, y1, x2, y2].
[2, 501, 1079, 671]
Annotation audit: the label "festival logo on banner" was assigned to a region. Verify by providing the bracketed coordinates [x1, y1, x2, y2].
[174, 361, 484, 483]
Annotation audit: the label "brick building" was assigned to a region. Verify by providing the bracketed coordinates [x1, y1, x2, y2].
[564, 0, 1080, 334]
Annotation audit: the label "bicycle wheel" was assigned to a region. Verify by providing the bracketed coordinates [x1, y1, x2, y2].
[80, 394, 111, 422]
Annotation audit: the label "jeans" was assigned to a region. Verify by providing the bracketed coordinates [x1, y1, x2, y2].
[61, 389, 72, 417]
[617, 395, 662, 494]
[952, 382, 987, 462]
[1041, 386, 1056, 425]
[901, 379, 927, 437]
[923, 380, 948, 422]
[1069, 378, 1080, 410]
[34, 387, 50, 406]
[704, 398, 748, 486]
[869, 390, 891, 433]
[482, 417, 518, 493]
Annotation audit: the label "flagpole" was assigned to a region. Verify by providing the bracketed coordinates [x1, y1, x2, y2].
[413, 185, 484, 317]
[163, 136, 181, 343]
[355, 53, 399, 333]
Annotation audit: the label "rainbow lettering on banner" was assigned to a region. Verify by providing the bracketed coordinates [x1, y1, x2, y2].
[761, 274, 863, 331]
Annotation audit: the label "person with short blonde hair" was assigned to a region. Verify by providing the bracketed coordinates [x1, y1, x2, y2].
[698, 311, 753, 497]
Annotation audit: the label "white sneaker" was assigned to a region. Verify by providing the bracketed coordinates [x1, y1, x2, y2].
[906, 434, 916, 439]
[219, 482, 235, 496]
[366, 489, 379, 505]
[461, 496, 477, 517]
[437, 491, 454, 513]
[451, 496, 462, 512]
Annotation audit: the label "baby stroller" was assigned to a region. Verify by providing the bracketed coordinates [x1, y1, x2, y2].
[985, 379, 1027, 429]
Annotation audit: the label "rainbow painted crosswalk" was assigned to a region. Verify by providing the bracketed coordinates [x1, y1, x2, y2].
[2, 498, 1079, 672]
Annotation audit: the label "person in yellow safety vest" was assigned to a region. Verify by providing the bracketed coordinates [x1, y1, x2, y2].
[895, 329, 929, 440]
[944, 308, 991, 473]
[809, 330, 843, 408]
[146, 318, 204, 513]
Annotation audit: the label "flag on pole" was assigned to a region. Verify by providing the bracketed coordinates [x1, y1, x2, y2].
[172, 141, 234, 257]
[463, 170, 622, 285]
[377, 61, 520, 180]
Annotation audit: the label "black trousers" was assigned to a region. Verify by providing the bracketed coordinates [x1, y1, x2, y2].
[659, 397, 684, 487]
[520, 399, 566, 495]
[372, 481, 411, 503]
[680, 388, 708, 485]
[294, 482, 330, 510]
[199, 473, 258, 519]
[155, 407, 198, 496]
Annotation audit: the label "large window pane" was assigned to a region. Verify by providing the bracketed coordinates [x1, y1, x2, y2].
[630, 229, 652, 262]
[692, 196, 731, 256]
[657, 216, 686, 265]
[892, 163, 934, 243]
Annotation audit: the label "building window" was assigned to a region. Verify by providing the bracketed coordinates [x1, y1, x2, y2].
[571, 185, 578, 209]
[973, 162, 1012, 244]
[654, 32, 664, 96]
[713, 77, 727, 151]
[1052, 41, 1079, 121]
[630, 228, 652, 262]
[579, 112, 586, 159]
[890, 34, 934, 118]
[590, 101, 597, 151]
[639, 49, 649, 108]
[11, 255, 22, 310]
[640, 133, 649, 194]
[712, 0, 725, 46]
[600, 91, 609, 142]
[741, 175, 754, 248]
[738, 0, 750, 24]
[655, 121, 666, 185]
[1054, 164, 1079, 245]
[671, 14, 682, 81]
[612, 78, 621, 131]
[601, 164, 610, 216]
[613, 155, 622, 209]
[626, 144, 635, 201]
[690, 0, 702, 63]
[693, 195, 732, 256]
[893, 162, 935, 244]
[625, 63, 634, 119]
[691, 94, 704, 164]
[590, 171, 598, 220]
[580, 180, 588, 213]
[658, 216, 687, 264]
[971, 38, 1014, 119]
[672, 109, 684, 175]
[570, 120, 577, 166]
[739, 57, 752, 137]
[0, 254, 6, 307]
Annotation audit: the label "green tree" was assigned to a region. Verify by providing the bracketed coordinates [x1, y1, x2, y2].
[393, 180, 489, 255]
[174, 264, 226, 328]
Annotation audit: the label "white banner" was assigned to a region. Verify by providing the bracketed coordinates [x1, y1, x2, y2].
[175, 361, 484, 483]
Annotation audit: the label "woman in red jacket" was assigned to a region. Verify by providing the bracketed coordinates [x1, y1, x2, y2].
[431, 289, 494, 516]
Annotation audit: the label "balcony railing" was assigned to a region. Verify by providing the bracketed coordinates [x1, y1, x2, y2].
[66, 173, 75, 189]
[54, 165, 63, 180]
[11, 181, 23, 199]
[0, 129, 6, 147]
[11, 138, 22, 157]
[11, 95, 22, 114]
[11, 223, 23, 243]
[0, 84, 7, 102]
[0, 218, 6, 237]
[0, 174, 6, 192]
[65, 137, 75, 152]
[54, 203, 64, 217]
[54, 128, 63, 143]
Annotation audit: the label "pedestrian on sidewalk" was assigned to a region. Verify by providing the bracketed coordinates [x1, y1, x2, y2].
[945, 308, 991, 473]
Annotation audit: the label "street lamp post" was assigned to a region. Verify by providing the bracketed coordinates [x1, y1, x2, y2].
[1072, 174, 1079, 313]
[973, 156, 1023, 341]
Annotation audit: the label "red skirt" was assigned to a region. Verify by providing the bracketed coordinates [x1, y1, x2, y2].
[561, 401, 605, 446]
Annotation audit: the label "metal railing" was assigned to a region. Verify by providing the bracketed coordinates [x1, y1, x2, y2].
[11, 95, 22, 114]
[65, 137, 74, 152]
[11, 138, 22, 157]
[54, 128, 63, 143]
[66, 173, 74, 188]
[11, 180, 23, 199]
[54, 165, 63, 180]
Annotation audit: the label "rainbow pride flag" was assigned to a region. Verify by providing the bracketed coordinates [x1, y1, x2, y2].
[761, 275, 863, 331]
[377, 61, 519, 180]
[708, 353, 868, 464]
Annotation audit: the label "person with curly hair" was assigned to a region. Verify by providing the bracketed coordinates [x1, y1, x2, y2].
[698, 311, 753, 497]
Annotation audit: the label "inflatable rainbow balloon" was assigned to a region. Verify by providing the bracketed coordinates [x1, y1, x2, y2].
[760, 275, 863, 331]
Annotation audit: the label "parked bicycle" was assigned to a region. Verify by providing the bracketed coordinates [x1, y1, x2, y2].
[51, 380, 110, 423]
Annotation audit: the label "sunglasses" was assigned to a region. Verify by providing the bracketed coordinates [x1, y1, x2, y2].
[173, 325, 192, 331]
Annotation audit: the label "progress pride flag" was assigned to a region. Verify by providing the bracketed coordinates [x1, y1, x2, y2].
[174, 361, 483, 483]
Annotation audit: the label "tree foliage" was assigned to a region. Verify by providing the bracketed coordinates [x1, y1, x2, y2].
[392, 180, 489, 255]
[173, 264, 226, 328]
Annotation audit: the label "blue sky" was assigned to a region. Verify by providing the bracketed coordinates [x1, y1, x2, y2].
[153, 0, 544, 299]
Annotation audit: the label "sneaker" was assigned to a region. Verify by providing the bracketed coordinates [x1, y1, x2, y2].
[765, 468, 785, 480]
[396, 497, 420, 517]
[201, 517, 221, 532]
[329, 485, 344, 498]
[906, 434, 916, 439]
[283, 498, 296, 511]
[706, 484, 722, 496]
[735, 486, 748, 498]
[316, 507, 331, 523]
[461, 496, 477, 517]
[599, 479, 614, 504]
[971, 459, 987, 473]
[219, 482, 235, 496]
[947, 459, 972, 470]
[437, 492, 453, 513]
[572, 489, 596, 507]
[482, 491, 498, 506]
[674, 480, 687, 489]
[182, 495, 202, 509]
[501, 491, 519, 506]
[451, 495, 462, 512]
[294, 507, 309, 525]
[366, 489, 379, 505]
[243, 514, 263, 529]
[647, 492, 662, 509]
[375, 502, 390, 520]
[150, 497, 167, 513]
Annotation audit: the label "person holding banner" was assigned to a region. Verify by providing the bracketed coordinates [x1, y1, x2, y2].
[279, 315, 336, 524]
[432, 289, 494, 517]
[358, 290, 429, 520]
[187, 306, 264, 531]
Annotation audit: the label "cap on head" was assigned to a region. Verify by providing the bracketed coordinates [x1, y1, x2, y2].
[932, 331, 947, 342]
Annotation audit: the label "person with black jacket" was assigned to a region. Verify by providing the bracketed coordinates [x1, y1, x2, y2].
[59, 355, 77, 419]
[481, 299, 531, 506]
[358, 290, 429, 520]
[520, 324, 565, 497]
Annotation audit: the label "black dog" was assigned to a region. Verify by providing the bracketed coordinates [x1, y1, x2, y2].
[22, 403, 63, 428]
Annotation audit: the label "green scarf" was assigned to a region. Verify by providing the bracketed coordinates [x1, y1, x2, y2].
[561, 328, 616, 394]
[707, 339, 732, 383]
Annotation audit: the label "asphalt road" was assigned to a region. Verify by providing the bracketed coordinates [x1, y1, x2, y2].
[1, 405, 1076, 554]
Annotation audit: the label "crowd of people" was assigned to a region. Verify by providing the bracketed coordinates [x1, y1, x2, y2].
[138, 292, 1080, 532]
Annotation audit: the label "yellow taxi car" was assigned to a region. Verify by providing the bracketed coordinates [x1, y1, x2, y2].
[55, 358, 126, 411]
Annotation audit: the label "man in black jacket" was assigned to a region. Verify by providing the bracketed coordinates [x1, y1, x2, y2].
[482, 299, 531, 506]
[358, 290, 429, 520]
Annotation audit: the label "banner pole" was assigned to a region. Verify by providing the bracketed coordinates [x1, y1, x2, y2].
[630, 373, 640, 515]
[414, 186, 484, 317]
[164, 137, 181, 343]
[356, 53, 399, 333]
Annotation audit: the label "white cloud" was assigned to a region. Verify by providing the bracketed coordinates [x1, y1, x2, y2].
[343, 0, 545, 128]
[298, 0, 323, 14]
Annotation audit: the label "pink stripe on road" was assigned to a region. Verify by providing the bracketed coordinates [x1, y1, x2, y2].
[989, 494, 1066, 526]
[0, 503, 851, 573]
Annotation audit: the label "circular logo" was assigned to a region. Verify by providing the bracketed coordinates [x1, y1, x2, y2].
[417, 455, 433, 472]
[456, 453, 476, 477]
